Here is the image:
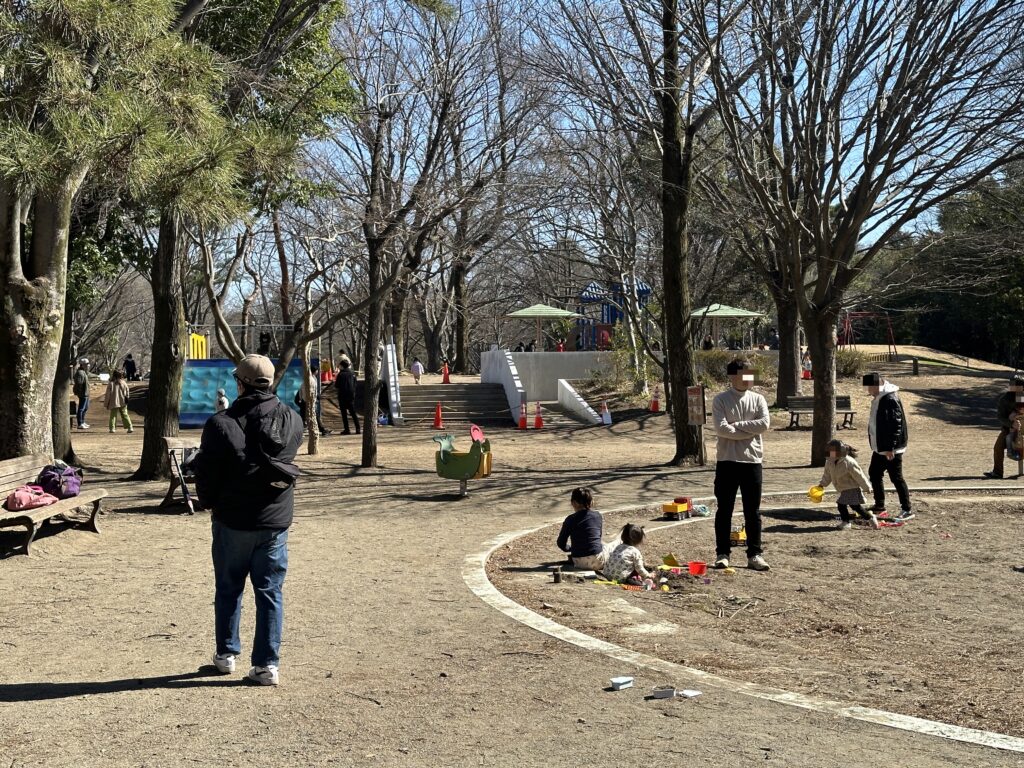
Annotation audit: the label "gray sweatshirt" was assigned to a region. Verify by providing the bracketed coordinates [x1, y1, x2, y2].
[712, 387, 770, 463]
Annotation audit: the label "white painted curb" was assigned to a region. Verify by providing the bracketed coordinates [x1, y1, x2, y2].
[463, 499, 1024, 754]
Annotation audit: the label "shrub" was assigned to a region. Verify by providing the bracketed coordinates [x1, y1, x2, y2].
[835, 348, 869, 379]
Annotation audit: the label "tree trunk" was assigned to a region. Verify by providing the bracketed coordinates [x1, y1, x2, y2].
[452, 258, 469, 374]
[360, 244, 386, 468]
[0, 176, 82, 460]
[388, 277, 411, 370]
[660, 0, 703, 466]
[134, 211, 187, 479]
[299, 341, 319, 456]
[51, 305, 80, 464]
[803, 312, 838, 468]
[774, 296, 801, 408]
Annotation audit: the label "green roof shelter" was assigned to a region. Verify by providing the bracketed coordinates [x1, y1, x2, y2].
[691, 303, 765, 348]
[507, 303, 582, 350]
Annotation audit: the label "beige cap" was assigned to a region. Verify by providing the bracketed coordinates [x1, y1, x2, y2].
[234, 354, 275, 389]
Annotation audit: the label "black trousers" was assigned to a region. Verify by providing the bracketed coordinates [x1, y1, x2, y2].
[340, 400, 360, 433]
[837, 503, 870, 522]
[714, 461, 763, 557]
[868, 451, 911, 511]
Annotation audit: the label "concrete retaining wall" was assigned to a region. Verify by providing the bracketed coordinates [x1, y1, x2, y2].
[480, 349, 526, 425]
[505, 351, 612, 401]
[557, 379, 601, 424]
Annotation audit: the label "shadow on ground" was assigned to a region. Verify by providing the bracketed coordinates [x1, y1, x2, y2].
[0, 667, 247, 702]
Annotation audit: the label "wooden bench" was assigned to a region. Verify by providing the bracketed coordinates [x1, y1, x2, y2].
[786, 396, 856, 430]
[0, 454, 106, 556]
[160, 436, 200, 513]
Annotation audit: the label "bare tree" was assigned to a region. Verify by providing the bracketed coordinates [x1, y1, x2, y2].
[697, 0, 1024, 464]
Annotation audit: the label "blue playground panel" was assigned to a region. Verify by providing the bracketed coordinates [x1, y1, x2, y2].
[180, 358, 308, 428]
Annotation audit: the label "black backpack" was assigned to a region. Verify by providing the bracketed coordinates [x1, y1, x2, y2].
[233, 403, 301, 490]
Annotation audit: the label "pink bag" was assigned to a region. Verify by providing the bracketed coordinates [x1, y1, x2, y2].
[4, 485, 60, 511]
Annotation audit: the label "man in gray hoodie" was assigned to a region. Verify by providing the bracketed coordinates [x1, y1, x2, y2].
[712, 359, 771, 571]
[864, 372, 912, 520]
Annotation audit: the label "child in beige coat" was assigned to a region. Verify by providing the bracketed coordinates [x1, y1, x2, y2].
[818, 439, 879, 530]
[104, 370, 133, 433]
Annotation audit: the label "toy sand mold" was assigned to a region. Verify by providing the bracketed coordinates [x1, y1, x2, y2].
[433, 424, 493, 498]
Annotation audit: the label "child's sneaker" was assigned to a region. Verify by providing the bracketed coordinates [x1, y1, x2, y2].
[837, 521, 852, 530]
[212, 653, 235, 674]
[247, 665, 279, 686]
[867, 513, 881, 530]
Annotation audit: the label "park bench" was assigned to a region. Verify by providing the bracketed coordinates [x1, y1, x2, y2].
[0, 454, 106, 556]
[160, 436, 200, 513]
[786, 395, 856, 430]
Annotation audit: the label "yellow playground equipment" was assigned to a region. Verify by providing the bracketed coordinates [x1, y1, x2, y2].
[433, 425, 492, 498]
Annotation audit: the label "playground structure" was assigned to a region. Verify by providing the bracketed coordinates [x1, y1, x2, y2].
[179, 358, 306, 428]
[575, 280, 652, 351]
[433, 425, 493, 497]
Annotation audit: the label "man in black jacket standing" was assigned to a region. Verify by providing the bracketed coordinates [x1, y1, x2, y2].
[193, 354, 303, 686]
[334, 355, 359, 435]
[864, 372, 912, 520]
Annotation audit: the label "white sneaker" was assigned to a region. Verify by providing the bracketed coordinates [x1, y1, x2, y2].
[867, 513, 881, 530]
[212, 653, 236, 674]
[247, 665, 279, 686]
[837, 521, 852, 530]
[79, 423, 90, 429]
[747, 554, 771, 571]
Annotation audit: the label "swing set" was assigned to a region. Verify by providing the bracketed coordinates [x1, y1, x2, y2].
[837, 311, 899, 361]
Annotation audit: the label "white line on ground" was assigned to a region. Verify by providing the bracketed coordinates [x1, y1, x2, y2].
[463, 496, 1024, 754]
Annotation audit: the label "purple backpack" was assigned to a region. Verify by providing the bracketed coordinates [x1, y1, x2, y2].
[36, 465, 83, 499]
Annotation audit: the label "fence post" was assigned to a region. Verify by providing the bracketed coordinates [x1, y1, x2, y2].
[912, 357, 919, 376]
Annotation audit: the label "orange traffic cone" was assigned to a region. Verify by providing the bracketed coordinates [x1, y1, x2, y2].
[650, 385, 661, 413]
[433, 401, 444, 429]
[442, 362, 451, 384]
[518, 401, 528, 430]
[600, 401, 612, 426]
[534, 401, 544, 429]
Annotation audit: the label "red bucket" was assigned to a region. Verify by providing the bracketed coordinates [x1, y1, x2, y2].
[688, 561, 707, 576]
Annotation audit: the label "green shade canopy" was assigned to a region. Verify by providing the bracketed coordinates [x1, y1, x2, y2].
[506, 303, 582, 319]
[507, 304, 582, 350]
[691, 303, 765, 319]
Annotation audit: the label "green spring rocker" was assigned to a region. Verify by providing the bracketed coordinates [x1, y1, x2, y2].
[433, 425, 493, 498]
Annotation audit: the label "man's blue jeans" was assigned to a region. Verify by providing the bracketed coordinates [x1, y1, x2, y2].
[212, 520, 289, 668]
[76, 396, 89, 427]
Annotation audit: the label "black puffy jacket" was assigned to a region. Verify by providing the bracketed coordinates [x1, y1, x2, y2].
[335, 369, 356, 403]
[193, 391, 303, 530]
[874, 392, 909, 453]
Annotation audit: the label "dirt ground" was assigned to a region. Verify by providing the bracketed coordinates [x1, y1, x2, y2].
[2, 358, 1024, 767]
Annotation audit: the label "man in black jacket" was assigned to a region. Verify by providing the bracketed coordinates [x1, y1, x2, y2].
[193, 354, 303, 686]
[864, 372, 912, 520]
[983, 375, 1024, 479]
[334, 355, 359, 435]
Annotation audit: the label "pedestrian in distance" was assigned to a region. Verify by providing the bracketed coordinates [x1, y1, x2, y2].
[864, 372, 913, 520]
[73, 358, 91, 429]
[334, 355, 360, 435]
[192, 354, 304, 686]
[711, 359, 771, 571]
[411, 357, 425, 384]
[103, 369, 133, 433]
[983, 374, 1024, 479]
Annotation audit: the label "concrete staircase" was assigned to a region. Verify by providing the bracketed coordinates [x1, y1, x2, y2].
[399, 383, 513, 428]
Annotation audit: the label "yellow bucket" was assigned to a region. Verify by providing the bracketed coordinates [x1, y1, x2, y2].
[808, 485, 825, 503]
